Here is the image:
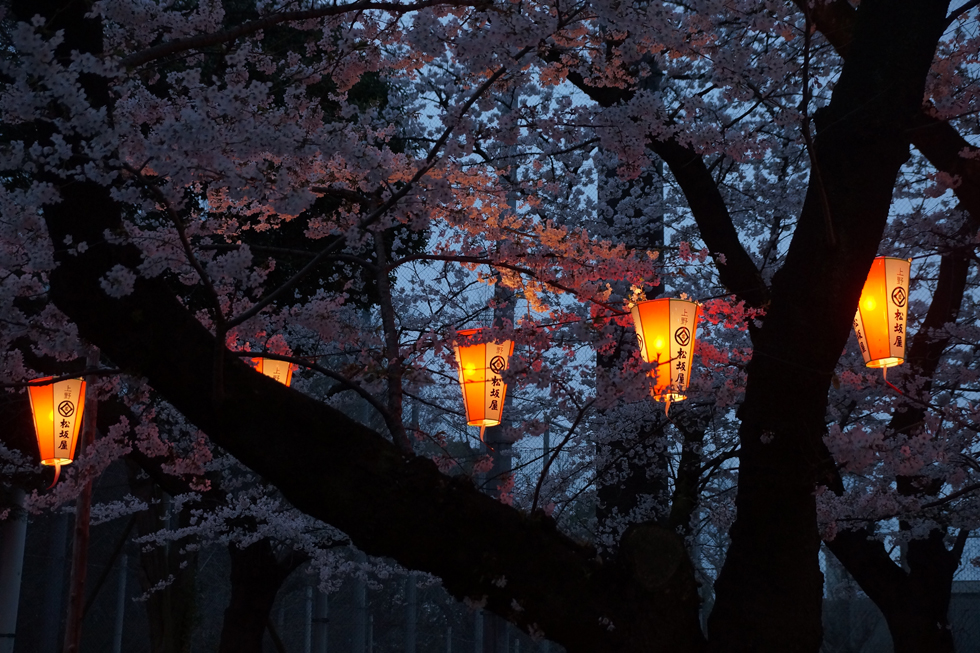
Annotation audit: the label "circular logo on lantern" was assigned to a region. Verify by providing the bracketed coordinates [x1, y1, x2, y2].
[58, 401, 75, 418]
[891, 287, 907, 307]
[489, 356, 506, 374]
[674, 326, 691, 347]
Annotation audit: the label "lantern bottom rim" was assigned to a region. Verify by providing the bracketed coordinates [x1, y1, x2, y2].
[653, 392, 687, 402]
[467, 419, 502, 427]
[40, 458, 73, 466]
[866, 357, 903, 369]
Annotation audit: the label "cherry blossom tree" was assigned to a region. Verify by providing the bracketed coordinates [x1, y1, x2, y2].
[1, 0, 978, 651]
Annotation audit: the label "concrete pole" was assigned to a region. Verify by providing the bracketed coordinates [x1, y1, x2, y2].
[473, 611, 483, 653]
[368, 615, 374, 653]
[39, 512, 69, 653]
[304, 585, 313, 653]
[313, 587, 328, 653]
[405, 572, 417, 653]
[353, 553, 367, 653]
[0, 487, 27, 653]
[496, 621, 508, 653]
[110, 553, 127, 653]
[446, 626, 452, 653]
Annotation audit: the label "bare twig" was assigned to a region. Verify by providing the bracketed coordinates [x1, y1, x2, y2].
[373, 230, 413, 454]
[531, 398, 595, 513]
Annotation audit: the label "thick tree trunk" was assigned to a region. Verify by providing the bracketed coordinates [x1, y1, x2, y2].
[219, 539, 301, 653]
[887, 532, 960, 653]
[43, 174, 706, 653]
[826, 529, 960, 653]
[127, 463, 198, 653]
[707, 1, 949, 650]
[824, 241, 971, 653]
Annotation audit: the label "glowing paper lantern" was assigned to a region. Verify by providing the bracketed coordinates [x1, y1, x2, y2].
[453, 329, 514, 432]
[852, 256, 911, 370]
[252, 357, 293, 386]
[630, 298, 701, 406]
[27, 377, 86, 484]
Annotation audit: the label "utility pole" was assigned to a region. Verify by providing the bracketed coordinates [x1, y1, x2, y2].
[63, 348, 100, 653]
[405, 571, 417, 653]
[0, 487, 27, 653]
[313, 586, 328, 653]
[353, 550, 367, 653]
[39, 511, 69, 653]
[481, 280, 515, 653]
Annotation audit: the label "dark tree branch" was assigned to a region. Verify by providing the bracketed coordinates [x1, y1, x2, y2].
[797, 0, 980, 224]
[121, 0, 489, 68]
[225, 52, 529, 330]
[555, 64, 771, 311]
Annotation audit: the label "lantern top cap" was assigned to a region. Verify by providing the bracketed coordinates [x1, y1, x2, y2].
[456, 328, 484, 337]
[872, 255, 912, 262]
[629, 296, 702, 308]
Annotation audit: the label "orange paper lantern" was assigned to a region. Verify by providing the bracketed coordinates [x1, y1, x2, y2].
[852, 257, 910, 369]
[27, 377, 86, 478]
[453, 329, 514, 429]
[630, 298, 701, 403]
[252, 357, 293, 386]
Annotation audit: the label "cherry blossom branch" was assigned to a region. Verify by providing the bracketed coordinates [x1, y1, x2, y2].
[0, 368, 121, 388]
[530, 398, 595, 513]
[401, 388, 465, 420]
[946, 0, 980, 26]
[372, 230, 413, 454]
[122, 165, 225, 329]
[797, 0, 980, 222]
[234, 352, 404, 441]
[387, 254, 624, 313]
[198, 243, 376, 271]
[226, 52, 529, 330]
[125, 166, 231, 403]
[921, 482, 980, 511]
[799, 3, 837, 249]
[121, 0, 490, 68]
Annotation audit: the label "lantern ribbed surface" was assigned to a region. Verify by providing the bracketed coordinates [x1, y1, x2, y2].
[630, 298, 701, 402]
[27, 377, 86, 466]
[852, 257, 910, 369]
[453, 329, 514, 427]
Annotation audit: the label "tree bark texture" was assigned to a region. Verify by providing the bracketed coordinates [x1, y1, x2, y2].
[823, 243, 971, 653]
[707, 1, 949, 650]
[44, 175, 705, 653]
[218, 539, 303, 653]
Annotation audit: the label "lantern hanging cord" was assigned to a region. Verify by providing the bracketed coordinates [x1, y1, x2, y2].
[47, 462, 61, 489]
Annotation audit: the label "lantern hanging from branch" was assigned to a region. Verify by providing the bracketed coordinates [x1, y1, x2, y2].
[252, 357, 294, 387]
[630, 297, 701, 412]
[852, 257, 911, 373]
[27, 377, 87, 485]
[453, 329, 514, 439]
